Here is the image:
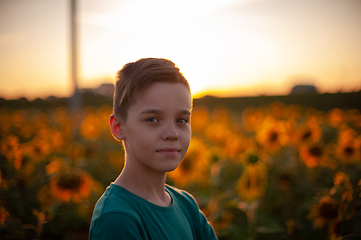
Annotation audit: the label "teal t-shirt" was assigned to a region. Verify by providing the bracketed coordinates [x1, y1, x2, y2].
[89, 183, 217, 240]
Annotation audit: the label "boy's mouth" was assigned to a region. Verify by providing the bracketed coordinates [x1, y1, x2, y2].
[156, 148, 180, 156]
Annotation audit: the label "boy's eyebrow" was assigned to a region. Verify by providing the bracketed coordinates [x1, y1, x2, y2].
[139, 109, 162, 115]
[139, 108, 191, 115]
[179, 109, 191, 115]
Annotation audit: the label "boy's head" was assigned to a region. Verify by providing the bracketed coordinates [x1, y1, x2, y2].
[113, 58, 191, 121]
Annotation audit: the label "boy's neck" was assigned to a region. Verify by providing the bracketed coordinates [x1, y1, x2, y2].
[113, 165, 172, 207]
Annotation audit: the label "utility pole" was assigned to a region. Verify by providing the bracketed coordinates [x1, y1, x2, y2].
[70, 0, 81, 111]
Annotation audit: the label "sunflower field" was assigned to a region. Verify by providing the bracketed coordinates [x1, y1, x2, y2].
[1, 99, 361, 240]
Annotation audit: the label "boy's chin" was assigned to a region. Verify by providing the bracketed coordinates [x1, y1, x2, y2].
[164, 164, 181, 173]
[160, 160, 183, 173]
[166, 167, 178, 173]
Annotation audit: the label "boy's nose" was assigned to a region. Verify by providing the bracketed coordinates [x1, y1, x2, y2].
[162, 123, 179, 141]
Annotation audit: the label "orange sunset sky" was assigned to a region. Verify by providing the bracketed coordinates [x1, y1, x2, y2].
[1, 0, 361, 100]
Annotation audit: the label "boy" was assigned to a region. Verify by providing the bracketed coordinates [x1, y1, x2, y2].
[89, 58, 217, 239]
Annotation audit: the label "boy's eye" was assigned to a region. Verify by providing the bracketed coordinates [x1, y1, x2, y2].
[176, 118, 189, 124]
[146, 118, 159, 123]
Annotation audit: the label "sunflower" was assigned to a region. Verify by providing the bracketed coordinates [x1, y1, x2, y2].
[46, 158, 93, 203]
[335, 127, 360, 163]
[11, 110, 25, 128]
[97, 105, 113, 128]
[52, 107, 73, 137]
[0, 205, 9, 226]
[66, 142, 86, 161]
[306, 108, 326, 124]
[329, 172, 353, 202]
[211, 105, 232, 123]
[0, 135, 22, 169]
[0, 108, 11, 137]
[308, 195, 341, 234]
[276, 172, 293, 191]
[223, 133, 249, 160]
[22, 136, 51, 163]
[31, 112, 49, 131]
[267, 101, 285, 119]
[19, 158, 36, 181]
[18, 123, 36, 140]
[80, 111, 102, 140]
[191, 106, 211, 134]
[0, 170, 9, 190]
[292, 118, 322, 146]
[34, 126, 66, 153]
[37, 185, 56, 209]
[242, 107, 265, 132]
[49, 170, 92, 203]
[236, 160, 268, 202]
[96, 105, 114, 140]
[282, 104, 303, 120]
[205, 121, 233, 148]
[201, 198, 233, 231]
[168, 137, 210, 187]
[330, 235, 342, 240]
[299, 144, 334, 168]
[49, 129, 66, 151]
[286, 219, 295, 235]
[209, 210, 233, 231]
[107, 150, 125, 171]
[241, 148, 267, 165]
[328, 108, 346, 128]
[53, 107, 69, 125]
[256, 117, 289, 153]
[347, 109, 361, 129]
[335, 139, 360, 164]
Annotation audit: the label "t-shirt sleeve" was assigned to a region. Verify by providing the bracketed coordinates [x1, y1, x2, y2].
[181, 190, 218, 239]
[199, 209, 218, 240]
[89, 212, 144, 240]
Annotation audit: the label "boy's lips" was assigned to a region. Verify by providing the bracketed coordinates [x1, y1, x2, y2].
[156, 148, 180, 156]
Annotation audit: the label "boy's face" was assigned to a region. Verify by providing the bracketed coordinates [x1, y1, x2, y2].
[114, 82, 192, 173]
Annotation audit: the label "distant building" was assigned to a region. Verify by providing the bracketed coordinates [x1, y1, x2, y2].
[78, 83, 114, 98]
[94, 83, 114, 96]
[290, 85, 318, 95]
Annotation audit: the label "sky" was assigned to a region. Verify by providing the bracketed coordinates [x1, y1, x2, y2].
[0, 0, 361, 100]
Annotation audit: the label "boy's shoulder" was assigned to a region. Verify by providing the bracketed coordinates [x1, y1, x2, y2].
[90, 184, 217, 240]
[165, 184, 200, 210]
[89, 184, 145, 239]
[165, 184, 194, 201]
[92, 183, 142, 219]
[94, 183, 201, 218]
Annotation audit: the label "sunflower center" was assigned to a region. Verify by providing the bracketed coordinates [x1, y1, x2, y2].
[57, 173, 82, 190]
[310, 147, 323, 157]
[6, 144, 14, 152]
[279, 174, 290, 182]
[270, 132, 278, 142]
[248, 155, 259, 164]
[302, 131, 312, 140]
[180, 157, 192, 171]
[34, 146, 41, 155]
[278, 174, 291, 190]
[319, 202, 338, 220]
[344, 147, 354, 156]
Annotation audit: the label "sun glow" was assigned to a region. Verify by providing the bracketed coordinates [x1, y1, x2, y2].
[80, 0, 281, 97]
[80, 0, 227, 96]
[1, 0, 360, 100]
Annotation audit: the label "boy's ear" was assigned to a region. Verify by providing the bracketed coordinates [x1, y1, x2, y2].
[110, 114, 125, 141]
